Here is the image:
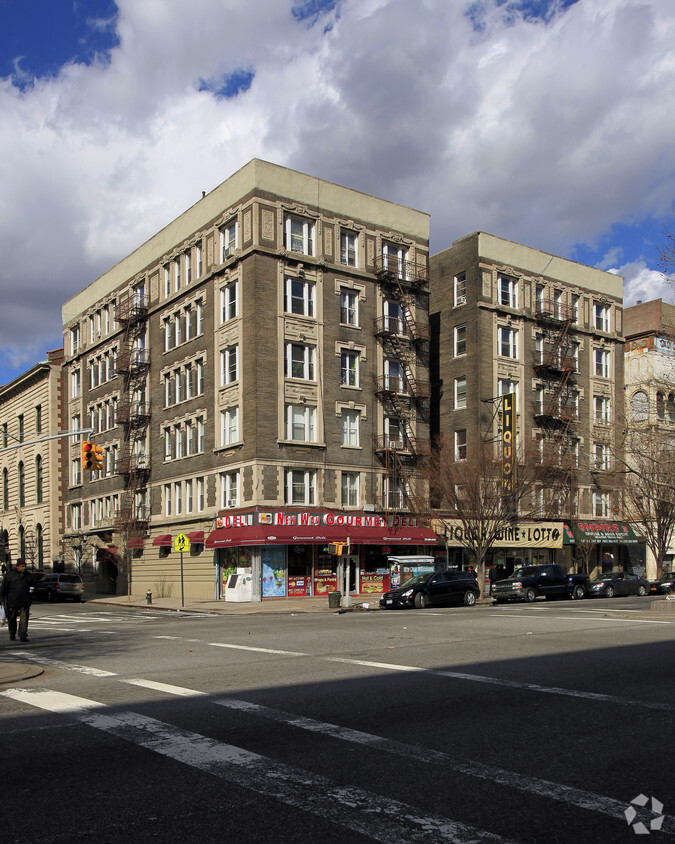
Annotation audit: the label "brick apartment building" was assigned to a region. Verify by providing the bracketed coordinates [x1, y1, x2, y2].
[61, 159, 437, 602]
[430, 232, 639, 576]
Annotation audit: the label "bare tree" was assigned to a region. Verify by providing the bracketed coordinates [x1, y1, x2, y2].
[623, 427, 675, 579]
[430, 436, 556, 597]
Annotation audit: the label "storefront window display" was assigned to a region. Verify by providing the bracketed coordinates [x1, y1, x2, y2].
[219, 547, 253, 597]
[314, 550, 338, 595]
[262, 546, 287, 597]
[288, 545, 313, 596]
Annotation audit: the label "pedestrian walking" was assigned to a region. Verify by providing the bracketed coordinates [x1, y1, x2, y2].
[0, 559, 36, 642]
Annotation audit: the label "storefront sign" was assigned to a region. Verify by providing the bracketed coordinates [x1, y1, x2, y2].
[563, 522, 640, 544]
[502, 392, 515, 496]
[656, 336, 675, 355]
[442, 520, 564, 548]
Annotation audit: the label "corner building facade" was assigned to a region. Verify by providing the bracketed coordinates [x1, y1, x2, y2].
[62, 160, 435, 601]
[430, 232, 633, 577]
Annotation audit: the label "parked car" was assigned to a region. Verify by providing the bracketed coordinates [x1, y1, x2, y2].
[380, 570, 480, 609]
[587, 571, 650, 598]
[649, 572, 675, 595]
[34, 573, 85, 602]
[491, 564, 589, 603]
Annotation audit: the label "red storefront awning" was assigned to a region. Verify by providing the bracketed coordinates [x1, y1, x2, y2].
[187, 531, 205, 544]
[152, 534, 172, 547]
[127, 537, 144, 549]
[205, 522, 438, 550]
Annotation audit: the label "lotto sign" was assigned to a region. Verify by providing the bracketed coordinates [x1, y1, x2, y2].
[173, 533, 190, 553]
[501, 393, 515, 495]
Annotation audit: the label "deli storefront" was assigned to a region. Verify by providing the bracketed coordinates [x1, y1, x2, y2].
[205, 508, 439, 600]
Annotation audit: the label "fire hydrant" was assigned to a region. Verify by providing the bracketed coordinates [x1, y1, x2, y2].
[146, 589, 152, 605]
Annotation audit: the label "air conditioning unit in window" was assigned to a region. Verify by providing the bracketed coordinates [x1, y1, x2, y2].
[455, 295, 467, 306]
[227, 497, 237, 508]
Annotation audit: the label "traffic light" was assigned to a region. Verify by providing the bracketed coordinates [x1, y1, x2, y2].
[328, 543, 349, 556]
[82, 441, 104, 471]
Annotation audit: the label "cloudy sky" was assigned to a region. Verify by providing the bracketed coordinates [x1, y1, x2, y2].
[1, 0, 674, 385]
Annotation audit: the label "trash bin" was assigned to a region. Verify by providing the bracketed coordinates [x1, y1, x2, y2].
[328, 591, 342, 609]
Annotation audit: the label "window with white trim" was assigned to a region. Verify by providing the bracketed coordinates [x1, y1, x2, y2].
[285, 277, 315, 317]
[196, 243, 202, 278]
[594, 303, 610, 332]
[185, 251, 191, 284]
[220, 220, 238, 261]
[220, 281, 238, 323]
[173, 257, 181, 292]
[71, 369, 81, 398]
[383, 476, 405, 509]
[341, 472, 359, 507]
[285, 342, 315, 380]
[341, 409, 360, 447]
[594, 442, 610, 470]
[383, 300, 403, 334]
[384, 359, 404, 393]
[454, 324, 466, 357]
[498, 274, 518, 308]
[382, 242, 407, 278]
[285, 469, 316, 505]
[71, 503, 82, 531]
[286, 404, 316, 442]
[164, 266, 171, 298]
[220, 471, 240, 509]
[498, 326, 518, 359]
[221, 345, 239, 386]
[454, 272, 467, 306]
[174, 482, 182, 515]
[221, 407, 239, 446]
[455, 429, 467, 461]
[70, 325, 80, 356]
[340, 349, 359, 387]
[285, 215, 314, 256]
[340, 288, 358, 326]
[185, 479, 193, 513]
[454, 376, 467, 410]
[593, 490, 610, 517]
[165, 484, 172, 516]
[340, 230, 357, 267]
[594, 348, 610, 378]
[594, 395, 610, 424]
[197, 476, 205, 511]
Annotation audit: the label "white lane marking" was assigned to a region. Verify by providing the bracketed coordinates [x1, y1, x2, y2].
[8, 653, 117, 677]
[215, 697, 675, 833]
[555, 616, 672, 624]
[210, 643, 307, 656]
[153, 635, 180, 639]
[1, 688, 511, 844]
[122, 679, 206, 697]
[326, 657, 425, 673]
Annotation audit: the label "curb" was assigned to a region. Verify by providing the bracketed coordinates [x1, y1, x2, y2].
[0, 660, 44, 685]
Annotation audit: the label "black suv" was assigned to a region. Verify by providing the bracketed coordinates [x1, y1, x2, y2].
[380, 570, 479, 610]
[34, 573, 85, 602]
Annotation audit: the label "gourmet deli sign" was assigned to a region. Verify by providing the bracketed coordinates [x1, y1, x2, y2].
[442, 521, 564, 549]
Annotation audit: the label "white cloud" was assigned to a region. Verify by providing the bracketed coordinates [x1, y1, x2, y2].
[611, 260, 672, 308]
[2, 0, 675, 377]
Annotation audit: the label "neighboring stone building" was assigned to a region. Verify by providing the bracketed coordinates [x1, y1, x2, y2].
[61, 159, 436, 602]
[430, 232, 634, 576]
[0, 349, 65, 570]
[624, 298, 675, 577]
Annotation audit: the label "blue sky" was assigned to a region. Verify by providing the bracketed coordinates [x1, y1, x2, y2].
[0, 0, 673, 386]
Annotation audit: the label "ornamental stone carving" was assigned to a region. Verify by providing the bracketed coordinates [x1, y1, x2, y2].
[262, 209, 274, 241]
[482, 271, 492, 298]
[243, 210, 252, 243]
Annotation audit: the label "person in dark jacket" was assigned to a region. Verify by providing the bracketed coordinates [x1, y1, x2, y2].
[1, 559, 36, 642]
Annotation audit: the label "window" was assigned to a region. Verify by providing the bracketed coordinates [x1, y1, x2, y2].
[498, 274, 518, 308]
[341, 472, 359, 507]
[220, 281, 238, 323]
[165, 484, 172, 516]
[185, 251, 191, 284]
[220, 220, 238, 261]
[195, 243, 202, 278]
[498, 326, 518, 359]
[572, 294, 580, 324]
[340, 289, 358, 326]
[455, 429, 467, 461]
[383, 300, 403, 334]
[18, 415, 24, 443]
[221, 407, 239, 446]
[454, 272, 467, 307]
[286, 342, 315, 380]
[498, 379, 518, 412]
[197, 416, 205, 452]
[593, 490, 609, 518]
[656, 391, 665, 421]
[454, 376, 467, 409]
[285, 277, 315, 317]
[286, 405, 316, 442]
[174, 482, 182, 515]
[594, 395, 610, 424]
[71, 369, 81, 398]
[384, 359, 404, 393]
[186, 480, 193, 513]
[668, 394, 675, 424]
[3, 468, 8, 510]
[2, 423, 7, 448]
[285, 469, 316, 505]
[382, 242, 407, 277]
[554, 289, 563, 319]
[340, 350, 359, 387]
[221, 471, 240, 508]
[197, 477, 205, 512]
[383, 476, 405, 510]
[594, 303, 610, 332]
[341, 410, 360, 447]
[340, 230, 357, 267]
[35, 405, 42, 434]
[35, 455, 43, 504]
[71, 503, 82, 531]
[571, 341, 580, 372]
[18, 462, 25, 506]
[70, 325, 80, 355]
[285, 215, 314, 256]
[164, 266, 171, 298]
[384, 416, 403, 448]
[534, 284, 544, 312]
[221, 346, 239, 386]
[594, 349, 609, 378]
[454, 324, 466, 357]
[594, 442, 610, 470]
[173, 257, 181, 292]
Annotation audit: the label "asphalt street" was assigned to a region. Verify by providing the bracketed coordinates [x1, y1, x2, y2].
[0, 597, 673, 843]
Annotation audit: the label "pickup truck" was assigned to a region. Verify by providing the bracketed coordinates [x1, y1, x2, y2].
[492, 564, 589, 603]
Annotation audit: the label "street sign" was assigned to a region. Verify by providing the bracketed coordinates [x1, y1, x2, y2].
[173, 533, 190, 553]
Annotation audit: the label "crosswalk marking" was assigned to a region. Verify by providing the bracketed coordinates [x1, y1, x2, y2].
[0, 687, 511, 844]
[8, 652, 117, 677]
[122, 679, 206, 697]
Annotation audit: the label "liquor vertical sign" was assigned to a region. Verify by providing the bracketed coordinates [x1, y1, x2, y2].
[502, 393, 516, 502]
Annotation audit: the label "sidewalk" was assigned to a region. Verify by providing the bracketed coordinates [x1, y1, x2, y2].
[87, 593, 383, 615]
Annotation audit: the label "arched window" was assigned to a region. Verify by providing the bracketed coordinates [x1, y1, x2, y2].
[36, 524, 43, 568]
[656, 391, 665, 421]
[18, 461, 25, 507]
[668, 394, 675, 424]
[631, 390, 649, 422]
[35, 455, 43, 504]
[18, 525, 25, 559]
[2, 468, 8, 510]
